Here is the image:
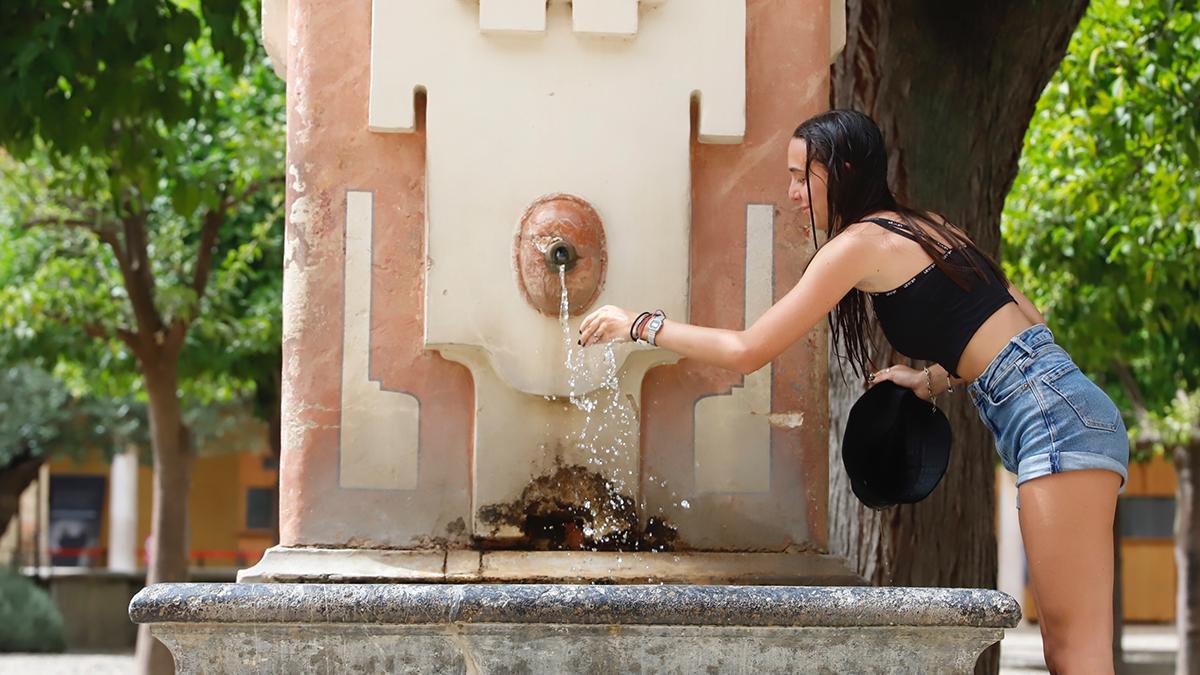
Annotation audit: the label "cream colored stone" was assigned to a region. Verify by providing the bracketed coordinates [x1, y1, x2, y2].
[240, 546, 861, 584]
[830, 0, 847, 62]
[445, 550, 484, 580]
[572, 0, 639, 36]
[338, 191, 421, 490]
[439, 346, 678, 535]
[693, 204, 774, 494]
[237, 546, 445, 583]
[260, 0, 288, 78]
[479, 0, 546, 34]
[368, 0, 744, 396]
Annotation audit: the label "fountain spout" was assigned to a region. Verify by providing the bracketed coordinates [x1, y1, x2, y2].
[514, 193, 607, 316]
[543, 237, 578, 272]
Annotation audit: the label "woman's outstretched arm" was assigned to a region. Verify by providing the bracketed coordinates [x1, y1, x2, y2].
[579, 231, 871, 374]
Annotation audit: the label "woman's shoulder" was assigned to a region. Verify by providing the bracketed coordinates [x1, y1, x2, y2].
[857, 209, 977, 247]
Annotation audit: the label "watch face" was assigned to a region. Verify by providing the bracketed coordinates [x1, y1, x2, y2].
[649, 317, 664, 330]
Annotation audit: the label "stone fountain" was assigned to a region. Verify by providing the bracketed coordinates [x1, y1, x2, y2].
[130, 0, 1019, 671]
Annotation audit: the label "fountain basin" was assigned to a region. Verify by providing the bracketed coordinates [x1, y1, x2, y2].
[130, 583, 1019, 673]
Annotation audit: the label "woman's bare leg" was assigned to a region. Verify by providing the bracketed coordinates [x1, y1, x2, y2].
[1018, 468, 1122, 674]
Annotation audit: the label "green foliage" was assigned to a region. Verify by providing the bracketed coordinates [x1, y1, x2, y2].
[1143, 390, 1200, 452]
[0, 0, 251, 162]
[0, 1, 284, 415]
[0, 365, 144, 467]
[1003, 0, 1200, 451]
[0, 570, 66, 653]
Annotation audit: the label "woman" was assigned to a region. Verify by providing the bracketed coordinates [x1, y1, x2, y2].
[580, 110, 1129, 674]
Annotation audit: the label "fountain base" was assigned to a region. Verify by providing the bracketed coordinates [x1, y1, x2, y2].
[131, 583, 1019, 674]
[237, 547, 863, 585]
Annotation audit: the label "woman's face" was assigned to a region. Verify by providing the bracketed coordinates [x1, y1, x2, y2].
[787, 137, 830, 232]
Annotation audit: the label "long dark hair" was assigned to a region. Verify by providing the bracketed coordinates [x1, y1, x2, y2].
[792, 110, 1009, 377]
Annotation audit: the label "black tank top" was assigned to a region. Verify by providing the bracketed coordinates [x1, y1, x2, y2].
[865, 218, 1015, 377]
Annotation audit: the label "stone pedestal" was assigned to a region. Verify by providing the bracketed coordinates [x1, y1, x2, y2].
[131, 583, 1020, 674]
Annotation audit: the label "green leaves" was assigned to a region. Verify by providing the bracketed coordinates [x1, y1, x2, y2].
[0, 0, 250, 160]
[0, 0, 283, 456]
[1003, 0, 1200, 451]
[0, 364, 145, 466]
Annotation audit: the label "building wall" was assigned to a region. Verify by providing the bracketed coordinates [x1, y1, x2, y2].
[1118, 454, 1177, 623]
[45, 446, 277, 569]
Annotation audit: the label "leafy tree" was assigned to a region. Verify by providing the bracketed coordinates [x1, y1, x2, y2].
[1003, 0, 1200, 667]
[0, 364, 144, 536]
[0, 1, 283, 671]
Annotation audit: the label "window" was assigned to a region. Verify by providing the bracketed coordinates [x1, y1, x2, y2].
[245, 488, 276, 531]
[48, 475, 106, 566]
[1119, 496, 1175, 539]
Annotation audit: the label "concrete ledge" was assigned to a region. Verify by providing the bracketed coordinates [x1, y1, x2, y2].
[130, 583, 1020, 674]
[131, 583, 1020, 628]
[236, 546, 864, 585]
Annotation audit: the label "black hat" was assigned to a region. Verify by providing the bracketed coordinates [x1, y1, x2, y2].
[841, 381, 951, 509]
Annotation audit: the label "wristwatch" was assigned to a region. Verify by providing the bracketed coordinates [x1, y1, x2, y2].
[645, 310, 666, 346]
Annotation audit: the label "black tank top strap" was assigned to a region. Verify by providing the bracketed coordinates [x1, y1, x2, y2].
[864, 217, 952, 253]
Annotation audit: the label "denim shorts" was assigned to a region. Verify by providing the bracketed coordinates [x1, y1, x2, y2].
[968, 324, 1128, 491]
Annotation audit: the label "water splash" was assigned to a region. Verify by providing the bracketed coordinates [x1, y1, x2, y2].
[549, 267, 692, 548]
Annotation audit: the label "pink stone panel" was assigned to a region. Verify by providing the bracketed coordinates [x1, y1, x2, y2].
[279, 0, 473, 548]
[640, 0, 831, 551]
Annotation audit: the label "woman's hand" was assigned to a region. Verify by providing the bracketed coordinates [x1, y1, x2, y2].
[868, 364, 931, 400]
[579, 305, 637, 347]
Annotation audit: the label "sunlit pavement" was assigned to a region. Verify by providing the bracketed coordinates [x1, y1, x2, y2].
[1001, 623, 1177, 674]
[0, 652, 133, 674]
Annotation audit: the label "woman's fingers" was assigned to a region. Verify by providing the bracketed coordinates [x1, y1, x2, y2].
[867, 366, 895, 388]
[578, 308, 608, 342]
[578, 306, 627, 346]
[867, 365, 931, 398]
[578, 310, 608, 346]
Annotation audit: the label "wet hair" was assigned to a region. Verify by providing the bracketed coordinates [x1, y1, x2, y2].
[792, 109, 1008, 377]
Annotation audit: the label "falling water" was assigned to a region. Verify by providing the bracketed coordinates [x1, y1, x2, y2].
[555, 266, 689, 549]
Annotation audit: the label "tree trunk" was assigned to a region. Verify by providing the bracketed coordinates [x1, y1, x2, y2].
[1114, 499, 1125, 673]
[134, 358, 192, 675]
[830, 2, 1090, 673]
[1176, 442, 1200, 675]
[0, 452, 44, 539]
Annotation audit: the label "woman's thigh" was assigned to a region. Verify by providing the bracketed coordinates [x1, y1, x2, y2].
[1018, 469, 1122, 669]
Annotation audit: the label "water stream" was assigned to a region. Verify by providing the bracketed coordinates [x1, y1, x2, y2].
[554, 266, 689, 549]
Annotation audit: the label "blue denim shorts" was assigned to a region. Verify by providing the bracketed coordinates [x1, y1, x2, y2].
[968, 324, 1128, 491]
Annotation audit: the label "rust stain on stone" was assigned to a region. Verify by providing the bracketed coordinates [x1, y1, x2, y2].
[477, 464, 679, 552]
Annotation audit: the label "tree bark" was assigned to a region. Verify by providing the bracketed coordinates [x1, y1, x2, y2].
[1114, 500, 1125, 673]
[0, 452, 44, 542]
[1176, 442, 1200, 675]
[133, 358, 192, 675]
[830, 2, 1090, 673]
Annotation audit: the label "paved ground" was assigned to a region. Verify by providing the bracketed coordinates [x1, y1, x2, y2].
[1001, 624, 1177, 674]
[0, 652, 133, 674]
[0, 625, 1178, 673]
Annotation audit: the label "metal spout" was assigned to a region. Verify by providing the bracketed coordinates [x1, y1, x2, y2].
[544, 238, 578, 272]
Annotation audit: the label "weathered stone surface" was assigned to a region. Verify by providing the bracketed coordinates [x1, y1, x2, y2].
[238, 546, 863, 586]
[131, 583, 1019, 628]
[151, 624, 1003, 674]
[131, 583, 1019, 674]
